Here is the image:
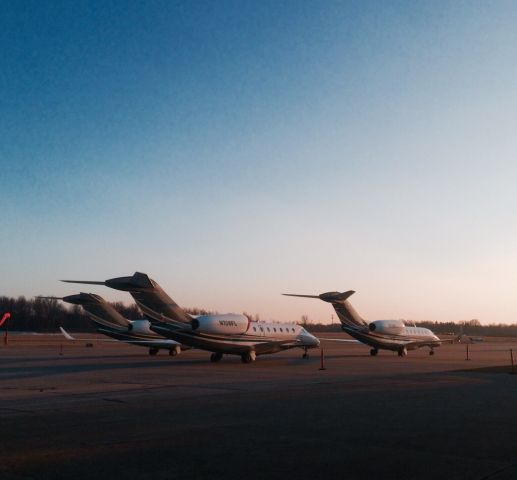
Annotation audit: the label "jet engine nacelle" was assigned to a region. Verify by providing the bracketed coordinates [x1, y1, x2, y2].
[191, 314, 249, 335]
[128, 320, 153, 335]
[369, 320, 405, 335]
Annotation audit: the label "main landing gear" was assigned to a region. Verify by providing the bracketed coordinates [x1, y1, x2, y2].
[169, 346, 181, 356]
[302, 347, 310, 359]
[210, 352, 223, 363]
[210, 351, 258, 364]
[241, 351, 257, 363]
[370, 348, 379, 356]
[398, 347, 408, 357]
[429, 348, 435, 356]
[149, 347, 159, 356]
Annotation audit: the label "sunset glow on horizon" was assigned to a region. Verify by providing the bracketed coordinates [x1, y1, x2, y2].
[2, 1, 517, 324]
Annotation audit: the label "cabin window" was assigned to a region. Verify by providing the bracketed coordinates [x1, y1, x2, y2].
[280, 328, 283, 332]
[260, 327, 263, 332]
[253, 327, 256, 332]
[273, 328, 277, 332]
[267, 327, 270, 332]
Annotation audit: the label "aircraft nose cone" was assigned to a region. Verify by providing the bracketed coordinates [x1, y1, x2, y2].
[299, 332, 320, 347]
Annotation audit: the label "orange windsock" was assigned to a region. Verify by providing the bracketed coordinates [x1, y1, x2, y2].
[0, 312, 11, 327]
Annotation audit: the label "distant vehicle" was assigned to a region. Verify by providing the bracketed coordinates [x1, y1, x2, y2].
[38, 293, 184, 356]
[457, 334, 484, 344]
[456, 325, 483, 343]
[62, 272, 320, 363]
[283, 290, 442, 356]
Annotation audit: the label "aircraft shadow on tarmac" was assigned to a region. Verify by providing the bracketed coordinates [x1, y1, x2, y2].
[324, 353, 375, 359]
[0, 354, 322, 381]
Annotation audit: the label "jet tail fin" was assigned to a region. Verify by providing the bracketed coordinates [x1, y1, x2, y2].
[63, 272, 192, 326]
[62, 293, 131, 330]
[283, 290, 367, 329]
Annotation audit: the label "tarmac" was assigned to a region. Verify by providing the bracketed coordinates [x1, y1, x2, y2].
[2, 333, 517, 480]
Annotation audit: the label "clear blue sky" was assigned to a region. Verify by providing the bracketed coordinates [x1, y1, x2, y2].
[2, 1, 517, 323]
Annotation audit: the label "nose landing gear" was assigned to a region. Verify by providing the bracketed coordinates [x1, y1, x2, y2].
[302, 347, 310, 359]
[370, 348, 378, 356]
[210, 352, 223, 362]
[398, 346, 408, 357]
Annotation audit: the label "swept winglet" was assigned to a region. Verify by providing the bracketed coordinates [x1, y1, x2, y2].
[59, 326, 76, 341]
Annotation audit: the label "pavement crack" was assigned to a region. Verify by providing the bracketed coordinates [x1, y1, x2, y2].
[478, 462, 517, 480]
[102, 397, 126, 404]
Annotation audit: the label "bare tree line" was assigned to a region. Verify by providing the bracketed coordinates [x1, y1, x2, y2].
[3, 295, 517, 337]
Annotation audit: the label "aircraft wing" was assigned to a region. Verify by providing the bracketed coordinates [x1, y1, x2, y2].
[59, 327, 178, 345]
[437, 336, 479, 344]
[438, 337, 460, 344]
[60, 326, 133, 342]
[253, 338, 307, 354]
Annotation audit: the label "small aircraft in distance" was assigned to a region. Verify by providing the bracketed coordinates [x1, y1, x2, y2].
[37, 293, 184, 356]
[62, 272, 320, 363]
[283, 290, 442, 357]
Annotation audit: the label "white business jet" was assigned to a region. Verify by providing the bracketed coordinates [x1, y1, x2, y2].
[283, 290, 441, 356]
[62, 273, 320, 363]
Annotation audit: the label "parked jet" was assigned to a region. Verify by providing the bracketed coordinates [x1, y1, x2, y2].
[62, 273, 320, 363]
[283, 290, 441, 356]
[38, 293, 183, 356]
